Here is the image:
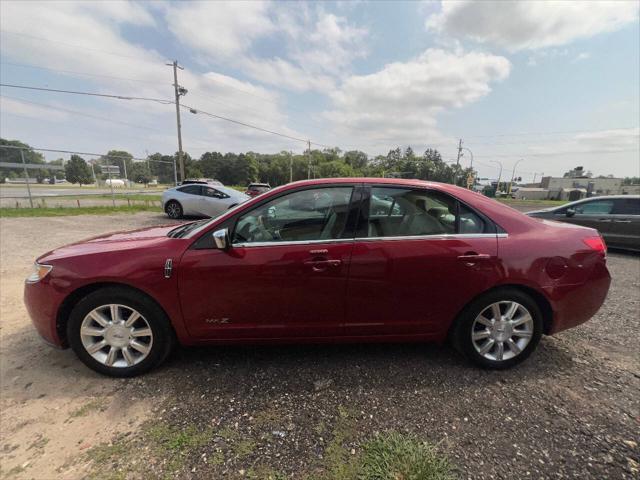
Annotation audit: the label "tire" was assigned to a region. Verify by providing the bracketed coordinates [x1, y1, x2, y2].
[67, 287, 175, 377]
[165, 200, 183, 219]
[451, 288, 543, 369]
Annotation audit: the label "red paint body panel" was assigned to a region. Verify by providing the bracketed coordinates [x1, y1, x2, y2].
[23, 178, 611, 350]
[178, 242, 353, 339]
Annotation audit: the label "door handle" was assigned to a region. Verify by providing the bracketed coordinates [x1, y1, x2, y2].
[457, 253, 491, 260]
[598, 219, 612, 222]
[304, 259, 342, 271]
[457, 253, 491, 266]
[613, 220, 631, 223]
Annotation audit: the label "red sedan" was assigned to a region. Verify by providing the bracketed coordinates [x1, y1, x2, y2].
[24, 178, 610, 377]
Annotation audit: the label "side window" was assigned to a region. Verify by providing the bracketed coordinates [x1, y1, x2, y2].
[367, 187, 456, 237]
[179, 185, 202, 195]
[613, 198, 640, 215]
[575, 200, 614, 215]
[459, 204, 487, 234]
[232, 187, 354, 244]
[203, 187, 229, 199]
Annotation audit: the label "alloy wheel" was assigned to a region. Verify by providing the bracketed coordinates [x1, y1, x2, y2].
[80, 304, 153, 368]
[471, 301, 534, 362]
[166, 202, 181, 218]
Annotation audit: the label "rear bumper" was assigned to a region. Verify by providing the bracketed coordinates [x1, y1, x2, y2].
[24, 280, 66, 347]
[545, 260, 611, 335]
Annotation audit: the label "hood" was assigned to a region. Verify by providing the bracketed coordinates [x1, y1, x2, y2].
[526, 208, 556, 216]
[38, 224, 183, 263]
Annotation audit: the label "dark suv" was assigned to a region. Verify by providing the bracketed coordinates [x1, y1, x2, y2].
[527, 195, 639, 251]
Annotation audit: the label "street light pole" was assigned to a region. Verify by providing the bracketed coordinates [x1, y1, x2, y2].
[491, 160, 503, 193]
[509, 159, 524, 194]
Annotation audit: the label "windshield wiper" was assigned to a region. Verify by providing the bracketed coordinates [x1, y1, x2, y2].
[167, 219, 209, 238]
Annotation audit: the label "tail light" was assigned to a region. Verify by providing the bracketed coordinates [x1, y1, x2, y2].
[583, 235, 607, 255]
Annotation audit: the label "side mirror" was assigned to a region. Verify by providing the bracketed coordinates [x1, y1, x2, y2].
[566, 208, 576, 217]
[212, 228, 230, 250]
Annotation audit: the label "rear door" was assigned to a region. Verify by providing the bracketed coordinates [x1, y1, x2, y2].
[569, 198, 616, 237]
[201, 186, 231, 217]
[608, 198, 640, 250]
[178, 185, 359, 340]
[344, 186, 500, 337]
[177, 185, 203, 216]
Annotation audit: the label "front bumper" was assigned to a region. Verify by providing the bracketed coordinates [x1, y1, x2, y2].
[24, 279, 66, 347]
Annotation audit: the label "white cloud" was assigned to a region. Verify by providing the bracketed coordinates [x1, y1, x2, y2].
[0, 97, 69, 121]
[324, 49, 511, 148]
[164, 1, 274, 60]
[574, 52, 591, 62]
[426, 1, 639, 51]
[164, 3, 368, 93]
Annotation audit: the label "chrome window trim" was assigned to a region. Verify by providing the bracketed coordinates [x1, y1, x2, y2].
[232, 238, 355, 248]
[232, 233, 507, 248]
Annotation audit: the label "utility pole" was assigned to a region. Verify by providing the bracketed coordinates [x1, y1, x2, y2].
[167, 60, 186, 183]
[306, 140, 311, 179]
[456, 139, 463, 166]
[289, 151, 293, 183]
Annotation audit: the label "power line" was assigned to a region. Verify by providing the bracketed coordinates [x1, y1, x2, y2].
[0, 30, 151, 61]
[0, 83, 173, 104]
[0, 144, 173, 163]
[0, 94, 164, 132]
[0, 61, 167, 85]
[464, 126, 639, 139]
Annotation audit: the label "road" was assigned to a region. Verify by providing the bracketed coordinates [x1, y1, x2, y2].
[0, 184, 163, 198]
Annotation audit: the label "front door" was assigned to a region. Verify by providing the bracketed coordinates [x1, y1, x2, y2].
[345, 186, 500, 338]
[178, 185, 357, 340]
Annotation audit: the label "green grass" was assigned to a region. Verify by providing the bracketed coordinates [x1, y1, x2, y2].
[357, 433, 454, 480]
[0, 204, 160, 217]
[69, 399, 106, 418]
[53, 193, 163, 202]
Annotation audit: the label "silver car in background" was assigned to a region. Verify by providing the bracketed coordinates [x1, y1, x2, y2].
[162, 184, 250, 219]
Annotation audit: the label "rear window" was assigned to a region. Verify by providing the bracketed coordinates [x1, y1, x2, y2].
[178, 185, 201, 195]
[613, 198, 640, 215]
[365, 187, 493, 238]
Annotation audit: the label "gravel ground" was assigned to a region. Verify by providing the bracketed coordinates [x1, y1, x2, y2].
[1, 211, 638, 479]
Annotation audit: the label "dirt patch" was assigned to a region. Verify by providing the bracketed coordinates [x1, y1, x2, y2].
[0, 213, 178, 479]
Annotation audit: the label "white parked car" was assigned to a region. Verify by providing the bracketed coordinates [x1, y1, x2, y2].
[161, 184, 249, 219]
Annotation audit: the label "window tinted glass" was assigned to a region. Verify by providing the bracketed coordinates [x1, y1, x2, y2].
[613, 198, 640, 215]
[459, 204, 487, 234]
[179, 185, 201, 195]
[233, 187, 354, 244]
[575, 200, 614, 215]
[203, 187, 228, 198]
[368, 187, 456, 237]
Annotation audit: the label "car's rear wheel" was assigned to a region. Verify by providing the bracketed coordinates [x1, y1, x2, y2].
[67, 287, 175, 377]
[165, 200, 183, 219]
[451, 288, 543, 369]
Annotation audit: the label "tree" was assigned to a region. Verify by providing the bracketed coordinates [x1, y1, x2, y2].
[64, 155, 93, 186]
[101, 150, 133, 181]
[129, 162, 152, 185]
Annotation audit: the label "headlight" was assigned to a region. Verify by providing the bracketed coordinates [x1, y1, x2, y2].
[26, 263, 53, 283]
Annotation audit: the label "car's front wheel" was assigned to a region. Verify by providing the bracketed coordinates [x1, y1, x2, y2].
[165, 200, 183, 219]
[451, 288, 543, 369]
[67, 287, 175, 377]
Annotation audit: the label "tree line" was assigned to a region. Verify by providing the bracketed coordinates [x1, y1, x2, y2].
[1, 138, 478, 187]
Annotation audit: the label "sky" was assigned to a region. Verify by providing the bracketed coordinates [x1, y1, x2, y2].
[0, 0, 638, 181]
